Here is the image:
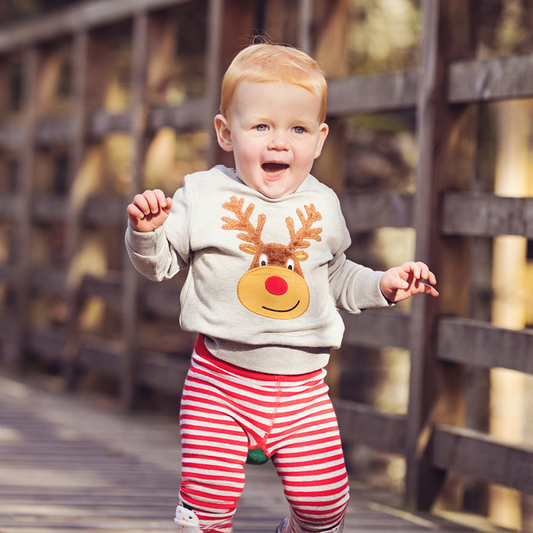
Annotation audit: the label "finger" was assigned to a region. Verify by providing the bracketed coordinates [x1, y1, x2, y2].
[129, 198, 148, 219]
[142, 190, 162, 214]
[412, 262, 423, 279]
[416, 264, 437, 285]
[418, 279, 439, 296]
[401, 261, 420, 279]
[424, 284, 439, 297]
[414, 262, 427, 279]
[390, 276, 409, 291]
[152, 189, 168, 209]
[162, 197, 173, 213]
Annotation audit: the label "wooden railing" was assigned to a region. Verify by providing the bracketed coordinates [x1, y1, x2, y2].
[0, 0, 532, 518]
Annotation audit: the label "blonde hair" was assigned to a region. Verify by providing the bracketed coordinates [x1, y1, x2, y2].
[220, 44, 328, 123]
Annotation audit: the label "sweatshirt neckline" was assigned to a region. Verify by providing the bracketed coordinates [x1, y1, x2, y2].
[214, 165, 311, 200]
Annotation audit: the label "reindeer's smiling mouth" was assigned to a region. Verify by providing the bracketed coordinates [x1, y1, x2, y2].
[237, 266, 309, 320]
[262, 301, 300, 313]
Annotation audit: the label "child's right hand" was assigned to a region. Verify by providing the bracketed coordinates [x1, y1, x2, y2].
[127, 189, 173, 232]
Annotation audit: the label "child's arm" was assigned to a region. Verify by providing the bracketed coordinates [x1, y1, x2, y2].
[125, 188, 186, 282]
[127, 189, 173, 232]
[379, 261, 439, 303]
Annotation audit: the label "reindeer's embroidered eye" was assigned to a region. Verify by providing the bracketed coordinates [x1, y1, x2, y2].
[259, 254, 268, 267]
[286, 259, 295, 271]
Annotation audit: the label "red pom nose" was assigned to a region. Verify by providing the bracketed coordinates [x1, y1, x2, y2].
[265, 276, 288, 295]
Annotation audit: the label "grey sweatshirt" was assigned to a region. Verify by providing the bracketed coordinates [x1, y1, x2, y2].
[126, 165, 389, 374]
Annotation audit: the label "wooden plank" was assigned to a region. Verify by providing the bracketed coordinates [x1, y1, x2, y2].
[437, 317, 533, 375]
[27, 328, 66, 362]
[432, 424, 533, 495]
[35, 117, 73, 146]
[136, 351, 189, 394]
[149, 98, 209, 132]
[33, 195, 68, 223]
[334, 399, 407, 456]
[81, 276, 181, 320]
[11, 50, 533, 145]
[0, 372, 491, 533]
[75, 336, 189, 396]
[327, 69, 418, 116]
[0, 315, 17, 341]
[77, 335, 123, 376]
[442, 192, 533, 238]
[30, 269, 67, 294]
[0, 123, 24, 149]
[341, 192, 414, 232]
[0, 0, 194, 53]
[83, 195, 127, 225]
[142, 283, 181, 318]
[342, 309, 410, 350]
[0, 195, 19, 219]
[449, 53, 533, 104]
[21, 52, 533, 145]
[0, 264, 17, 284]
[80, 274, 123, 311]
[90, 110, 132, 137]
[37, 100, 210, 141]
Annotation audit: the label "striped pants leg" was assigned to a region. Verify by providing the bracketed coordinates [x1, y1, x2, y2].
[178, 336, 349, 533]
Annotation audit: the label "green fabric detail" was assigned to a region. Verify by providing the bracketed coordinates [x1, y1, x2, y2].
[246, 447, 270, 465]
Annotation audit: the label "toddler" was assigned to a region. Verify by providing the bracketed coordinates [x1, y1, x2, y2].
[126, 43, 438, 533]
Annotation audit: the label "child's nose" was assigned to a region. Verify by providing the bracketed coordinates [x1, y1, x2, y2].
[265, 276, 288, 295]
[269, 133, 288, 150]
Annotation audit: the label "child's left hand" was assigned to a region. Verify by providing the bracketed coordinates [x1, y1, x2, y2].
[380, 261, 439, 303]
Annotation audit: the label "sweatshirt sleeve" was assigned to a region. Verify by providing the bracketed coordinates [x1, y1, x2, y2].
[125, 181, 193, 282]
[327, 196, 390, 313]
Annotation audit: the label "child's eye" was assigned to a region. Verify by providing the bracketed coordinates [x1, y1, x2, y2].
[293, 126, 306, 134]
[255, 124, 268, 131]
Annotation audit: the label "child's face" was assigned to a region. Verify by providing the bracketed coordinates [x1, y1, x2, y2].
[215, 81, 329, 199]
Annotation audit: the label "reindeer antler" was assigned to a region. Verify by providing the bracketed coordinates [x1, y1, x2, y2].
[222, 196, 266, 253]
[286, 204, 322, 252]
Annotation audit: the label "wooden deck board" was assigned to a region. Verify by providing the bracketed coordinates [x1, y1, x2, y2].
[0, 373, 500, 533]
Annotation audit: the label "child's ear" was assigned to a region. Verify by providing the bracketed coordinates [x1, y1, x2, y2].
[214, 114, 233, 152]
[314, 122, 329, 159]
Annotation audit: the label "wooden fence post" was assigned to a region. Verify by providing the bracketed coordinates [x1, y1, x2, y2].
[406, 0, 478, 511]
[298, 0, 313, 55]
[11, 48, 39, 370]
[206, 0, 256, 169]
[122, 12, 150, 410]
[63, 32, 89, 388]
[205, 0, 224, 168]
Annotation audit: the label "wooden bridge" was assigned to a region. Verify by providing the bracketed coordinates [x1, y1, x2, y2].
[0, 370, 506, 533]
[0, 0, 533, 530]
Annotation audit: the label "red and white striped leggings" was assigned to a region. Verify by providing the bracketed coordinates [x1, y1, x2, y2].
[179, 336, 349, 533]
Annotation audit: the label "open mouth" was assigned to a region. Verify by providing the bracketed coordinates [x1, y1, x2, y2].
[262, 162, 289, 174]
[262, 301, 300, 313]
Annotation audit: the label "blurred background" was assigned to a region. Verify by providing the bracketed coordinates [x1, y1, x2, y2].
[0, 0, 533, 531]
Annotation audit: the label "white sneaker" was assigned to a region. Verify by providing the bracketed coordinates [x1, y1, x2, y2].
[275, 517, 304, 533]
[276, 517, 344, 533]
[174, 504, 202, 532]
[275, 517, 289, 532]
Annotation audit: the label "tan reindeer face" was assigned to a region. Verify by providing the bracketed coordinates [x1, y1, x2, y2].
[222, 196, 322, 319]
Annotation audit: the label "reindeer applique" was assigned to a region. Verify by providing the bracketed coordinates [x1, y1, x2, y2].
[222, 196, 322, 319]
